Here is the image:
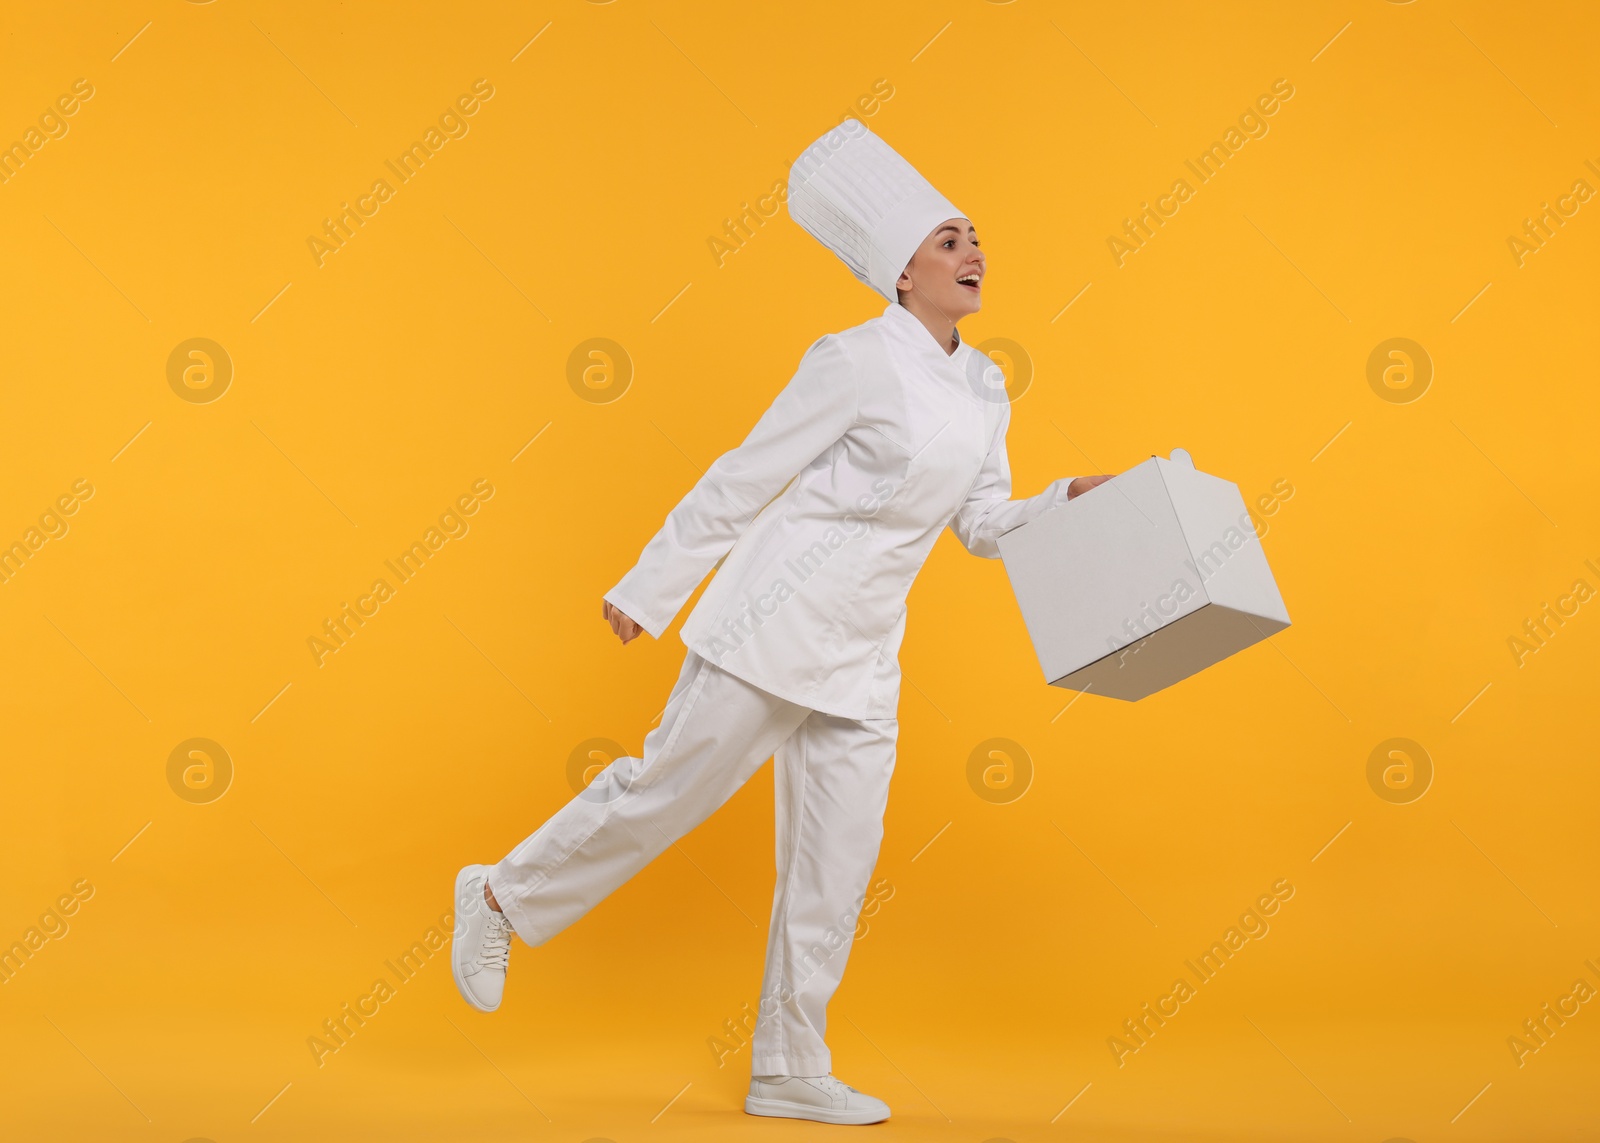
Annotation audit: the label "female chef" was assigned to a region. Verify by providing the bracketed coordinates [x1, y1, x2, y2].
[452, 117, 1111, 1125]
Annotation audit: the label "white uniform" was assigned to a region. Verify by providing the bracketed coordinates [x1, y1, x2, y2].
[488, 301, 1076, 1075]
[606, 299, 1076, 718]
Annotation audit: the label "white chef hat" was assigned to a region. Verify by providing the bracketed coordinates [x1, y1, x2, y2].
[786, 118, 966, 303]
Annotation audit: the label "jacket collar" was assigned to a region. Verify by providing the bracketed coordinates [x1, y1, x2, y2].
[881, 301, 968, 362]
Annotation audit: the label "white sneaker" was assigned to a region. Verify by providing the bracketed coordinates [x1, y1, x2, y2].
[452, 864, 514, 1012]
[745, 1074, 891, 1125]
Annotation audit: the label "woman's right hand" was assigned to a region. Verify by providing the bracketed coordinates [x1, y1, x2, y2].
[601, 599, 643, 645]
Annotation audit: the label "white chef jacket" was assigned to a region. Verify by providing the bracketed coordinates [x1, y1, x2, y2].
[604, 300, 1076, 720]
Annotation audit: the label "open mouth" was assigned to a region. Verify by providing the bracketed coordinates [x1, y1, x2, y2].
[957, 274, 981, 292]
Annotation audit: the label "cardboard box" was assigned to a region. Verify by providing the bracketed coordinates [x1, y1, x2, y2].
[997, 450, 1291, 700]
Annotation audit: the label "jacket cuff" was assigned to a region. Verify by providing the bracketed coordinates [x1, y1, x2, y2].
[602, 586, 669, 641]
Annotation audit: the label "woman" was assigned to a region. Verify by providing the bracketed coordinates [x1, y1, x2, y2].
[452, 118, 1112, 1125]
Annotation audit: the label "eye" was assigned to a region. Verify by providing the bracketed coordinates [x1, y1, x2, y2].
[942, 239, 955, 248]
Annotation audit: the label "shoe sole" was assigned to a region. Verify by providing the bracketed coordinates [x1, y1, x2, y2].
[451, 865, 499, 1013]
[744, 1095, 890, 1125]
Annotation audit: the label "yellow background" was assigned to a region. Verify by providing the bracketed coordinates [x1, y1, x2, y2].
[2, 1, 1596, 1139]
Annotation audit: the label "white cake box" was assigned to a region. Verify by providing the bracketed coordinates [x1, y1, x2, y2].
[997, 450, 1291, 701]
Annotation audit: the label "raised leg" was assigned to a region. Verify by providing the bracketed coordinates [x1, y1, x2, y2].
[485, 650, 810, 948]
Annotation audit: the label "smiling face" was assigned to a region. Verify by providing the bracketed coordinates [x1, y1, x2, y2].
[894, 217, 983, 319]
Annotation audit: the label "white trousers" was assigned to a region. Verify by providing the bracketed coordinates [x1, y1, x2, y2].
[487, 648, 898, 1077]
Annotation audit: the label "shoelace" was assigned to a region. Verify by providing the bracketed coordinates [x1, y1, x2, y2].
[807, 1075, 855, 1100]
[477, 911, 513, 972]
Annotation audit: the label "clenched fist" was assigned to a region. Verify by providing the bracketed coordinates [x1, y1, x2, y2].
[601, 599, 642, 645]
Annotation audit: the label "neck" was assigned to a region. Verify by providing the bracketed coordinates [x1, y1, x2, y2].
[897, 293, 959, 356]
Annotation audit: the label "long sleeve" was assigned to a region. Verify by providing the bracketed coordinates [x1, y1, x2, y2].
[947, 401, 1075, 559]
[604, 334, 859, 639]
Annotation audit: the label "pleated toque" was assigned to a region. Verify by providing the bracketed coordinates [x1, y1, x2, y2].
[786, 118, 965, 303]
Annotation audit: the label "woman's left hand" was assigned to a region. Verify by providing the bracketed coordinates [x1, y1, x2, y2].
[1067, 475, 1114, 500]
